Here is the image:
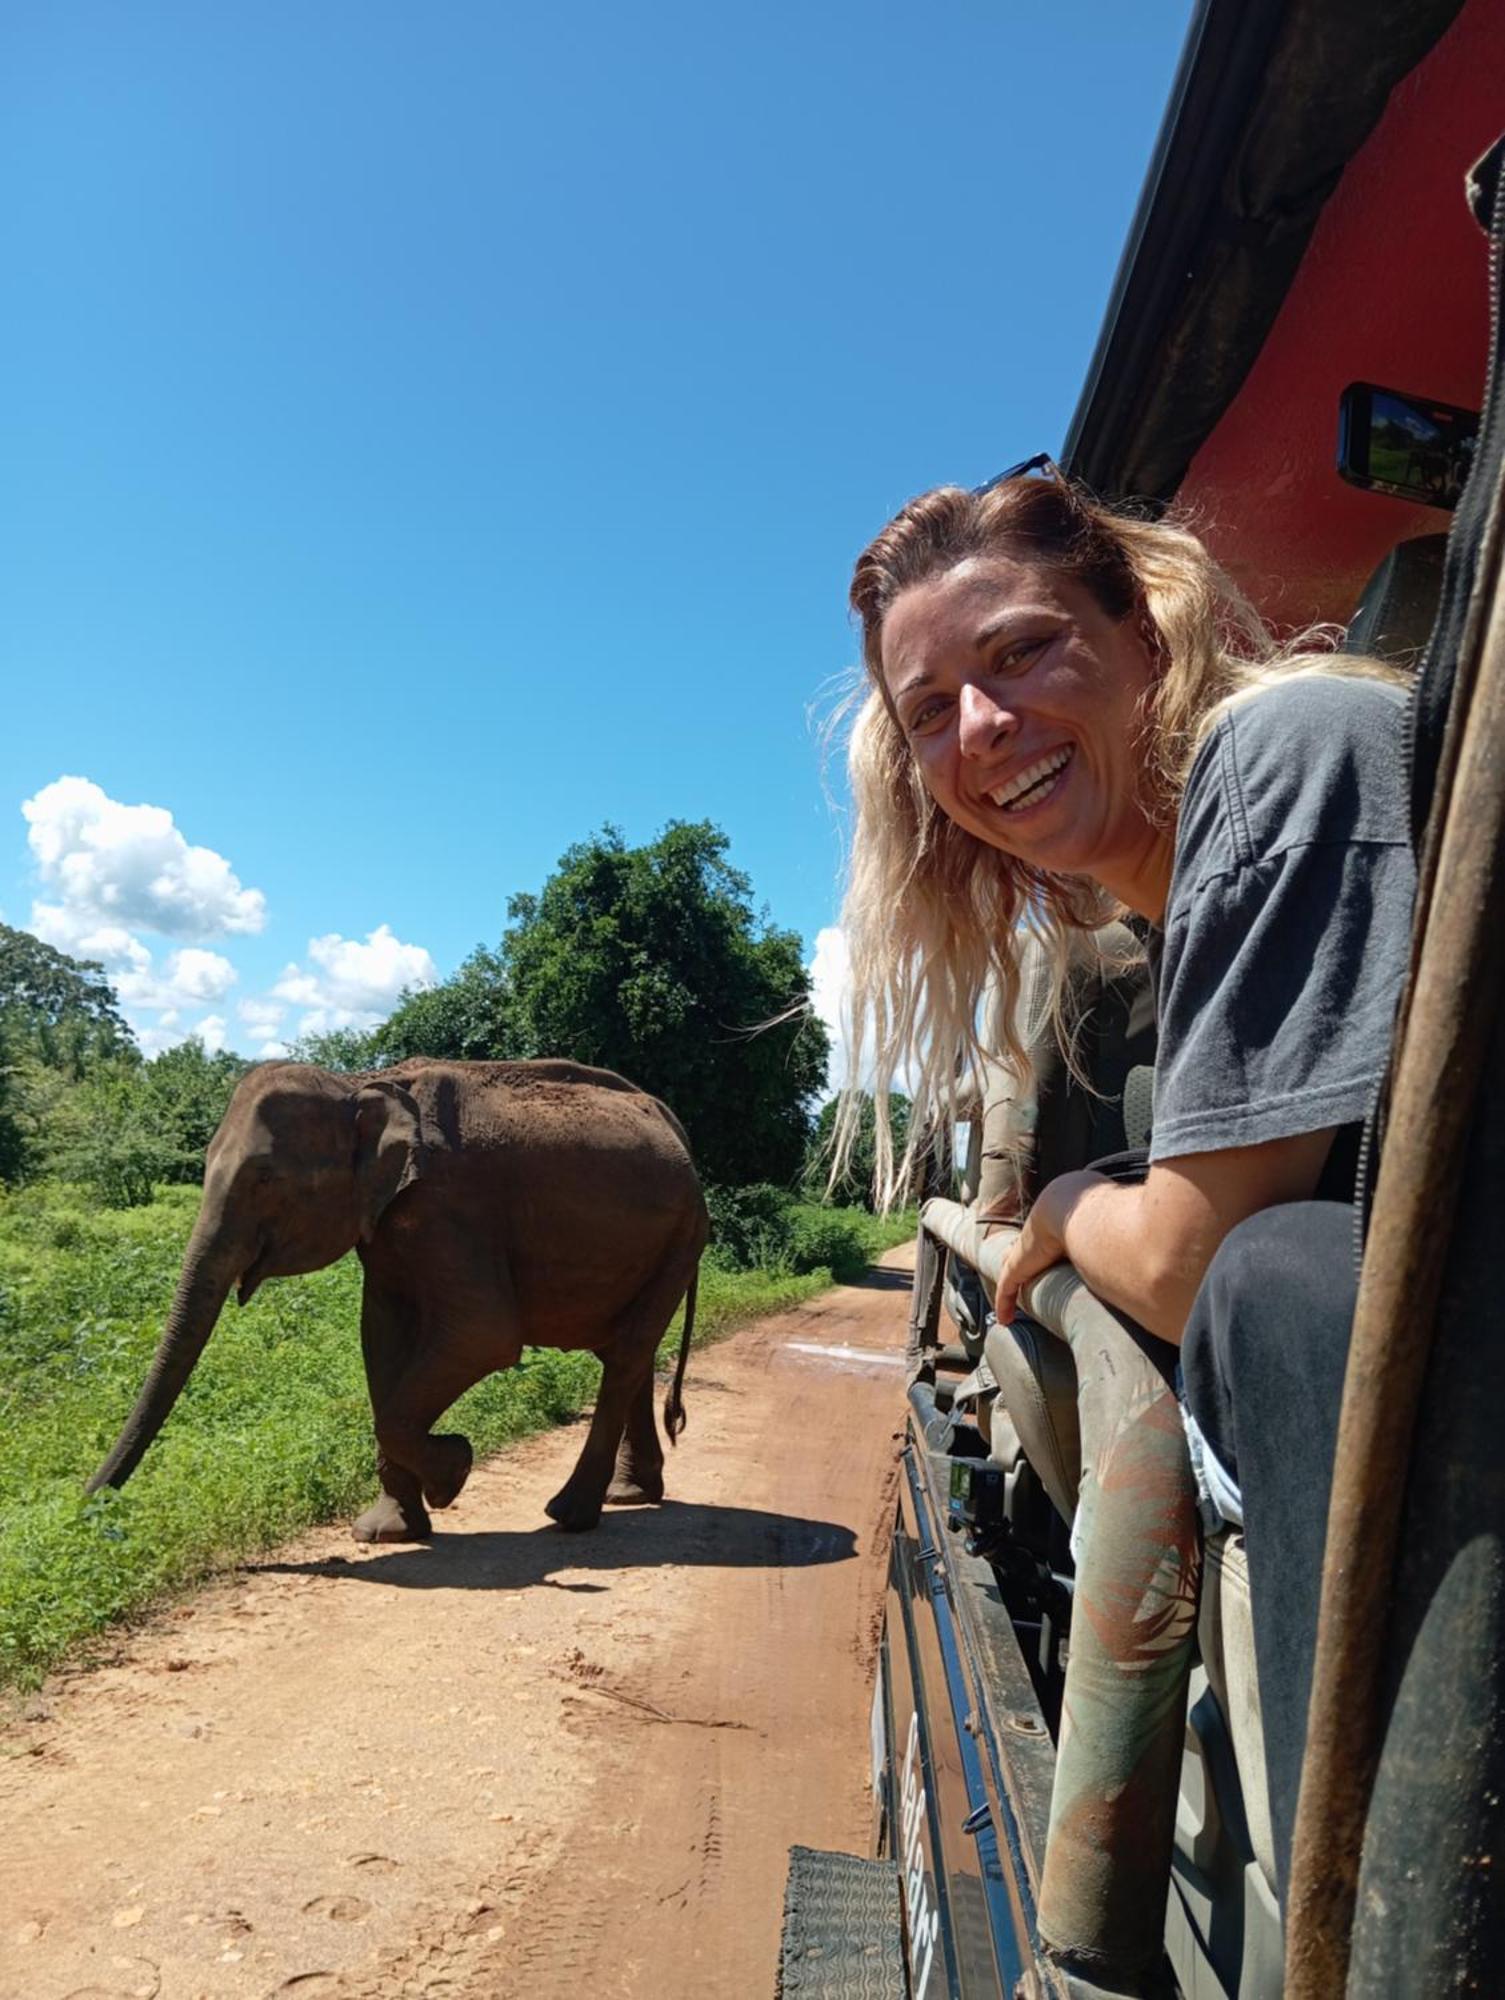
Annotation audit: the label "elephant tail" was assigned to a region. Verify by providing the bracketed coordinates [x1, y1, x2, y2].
[663, 1267, 697, 1445]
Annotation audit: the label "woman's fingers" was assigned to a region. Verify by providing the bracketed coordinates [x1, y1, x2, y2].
[994, 1234, 1038, 1326]
[992, 1173, 1097, 1325]
[994, 1263, 1021, 1327]
[993, 1193, 1074, 1324]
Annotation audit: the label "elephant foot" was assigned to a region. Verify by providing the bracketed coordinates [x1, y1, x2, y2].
[353, 1494, 432, 1544]
[421, 1433, 474, 1511]
[605, 1467, 664, 1507]
[545, 1483, 605, 1533]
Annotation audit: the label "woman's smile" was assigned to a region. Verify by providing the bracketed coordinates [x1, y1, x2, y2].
[981, 742, 1076, 816]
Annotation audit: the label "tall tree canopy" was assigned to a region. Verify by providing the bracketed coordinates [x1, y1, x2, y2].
[377, 945, 517, 1066]
[0, 924, 138, 1183]
[367, 823, 827, 1186]
[0, 923, 135, 1076]
[0, 927, 251, 1196]
[503, 823, 827, 1185]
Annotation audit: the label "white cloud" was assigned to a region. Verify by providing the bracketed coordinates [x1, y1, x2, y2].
[237, 996, 287, 1042]
[114, 945, 238, 1016]
[30, 917, 152, 972]
[128, 1014, 224, 1059]
[23, 775, 266, 944]
[194, 1014, 228, 1055]
[164, 947, 238, 1003]
[270, 924, 437, 1038]
[808, 925, 853, 1093]
[16, 777, 439, 1063]
[18, 776, 263, 1055]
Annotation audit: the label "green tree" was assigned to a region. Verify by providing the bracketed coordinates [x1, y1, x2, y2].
[39, 1060, 175, 1206]
[283, 1025, 385, 1071]
[277, 825, 825, 1186]
[804, 1092, 912, 1210]
[28, 1039, 249, 1202]
[137, 1038, 250, 1179]
[376, 945, 518, 1063]
[0, 923, 135, 1075]
[498, 823, 827, 1186]
[0, 924, 139, 1183]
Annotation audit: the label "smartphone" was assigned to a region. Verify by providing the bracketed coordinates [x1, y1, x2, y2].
[1337, 382, 1478, 510]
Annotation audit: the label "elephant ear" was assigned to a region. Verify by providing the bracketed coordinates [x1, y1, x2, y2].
[352, 1081, 425, 1243]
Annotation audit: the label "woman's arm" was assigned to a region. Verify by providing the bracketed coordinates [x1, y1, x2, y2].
[994, 1129, 1338, 1344]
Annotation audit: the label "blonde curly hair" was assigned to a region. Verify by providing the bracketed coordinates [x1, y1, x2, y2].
[832, 472, 1399, 1204]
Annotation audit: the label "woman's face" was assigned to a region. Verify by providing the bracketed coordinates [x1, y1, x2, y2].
[878, 552, 1172, 916]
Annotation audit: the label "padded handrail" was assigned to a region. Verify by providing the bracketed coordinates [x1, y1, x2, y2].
[917, 1197, 1201, 1981]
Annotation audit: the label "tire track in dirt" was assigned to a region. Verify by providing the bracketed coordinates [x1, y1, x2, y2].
[0, 1249, 911, 2000]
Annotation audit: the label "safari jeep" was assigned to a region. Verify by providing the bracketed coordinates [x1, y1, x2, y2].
[776, 1, 1505, 1994]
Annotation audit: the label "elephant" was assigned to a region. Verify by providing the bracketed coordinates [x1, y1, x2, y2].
[85, 1057, 710, 1539]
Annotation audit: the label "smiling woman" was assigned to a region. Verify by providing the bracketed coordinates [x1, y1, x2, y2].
[835, 470, 1399, 1206]
[836, 464, 1420, 1968]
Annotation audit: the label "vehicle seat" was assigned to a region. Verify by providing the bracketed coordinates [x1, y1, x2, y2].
[1198, 1528, 1276, 1893]
[1167, 1527, 1285, 2000]
[1343, 532, 1447, 667]
[983, 1316, 1080, 1524]
[972, 924, 1155, 1528]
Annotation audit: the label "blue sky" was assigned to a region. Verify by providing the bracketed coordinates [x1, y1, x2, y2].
[1, 1, 1192, 1062]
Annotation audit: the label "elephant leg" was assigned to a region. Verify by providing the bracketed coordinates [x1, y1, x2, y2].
[354, 1281, 431, 1545]
[546, 1342, 651, 1533]
[372, 1342, 486, 1517]
[547, 1247, 694, 1531]
[606, 1371, 664, 1506]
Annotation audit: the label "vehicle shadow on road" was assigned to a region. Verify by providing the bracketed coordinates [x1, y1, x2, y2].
[855, 1265, 912, 1293]
[253, 1500, 858, 1594]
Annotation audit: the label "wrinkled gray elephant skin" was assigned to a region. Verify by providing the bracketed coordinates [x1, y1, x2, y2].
[85, 1058, 710, 1539]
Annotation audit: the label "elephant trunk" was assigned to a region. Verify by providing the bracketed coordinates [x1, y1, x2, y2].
[84, 1210, 242, 1495]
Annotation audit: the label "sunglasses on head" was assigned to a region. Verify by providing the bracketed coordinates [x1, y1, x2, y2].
[972, 452, 1059, 496]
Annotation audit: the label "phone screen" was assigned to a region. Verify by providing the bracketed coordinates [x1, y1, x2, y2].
[1338, 383, 1478, 510]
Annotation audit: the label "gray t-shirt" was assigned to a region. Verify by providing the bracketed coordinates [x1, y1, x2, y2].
[1147, 674, 1415, 1174]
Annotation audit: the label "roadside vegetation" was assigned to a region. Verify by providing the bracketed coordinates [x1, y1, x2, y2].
[0, 825, 919, 1691]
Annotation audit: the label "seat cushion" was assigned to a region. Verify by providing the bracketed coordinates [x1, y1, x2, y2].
[1199, 1528, 1277, 1893]
[982, 1316, 1081, 1526]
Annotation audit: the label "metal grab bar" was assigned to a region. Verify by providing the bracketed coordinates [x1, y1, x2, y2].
[915, 1198, 1201, 1981]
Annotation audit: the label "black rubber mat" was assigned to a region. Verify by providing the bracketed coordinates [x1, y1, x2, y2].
[775, 1845, 909, 1998]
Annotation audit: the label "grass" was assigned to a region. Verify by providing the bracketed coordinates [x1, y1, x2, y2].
[0, 1182, 914, 1690]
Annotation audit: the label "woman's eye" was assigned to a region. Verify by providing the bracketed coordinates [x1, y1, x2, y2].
[905, 698, 948, 735]
[995, 635, 1047, 673]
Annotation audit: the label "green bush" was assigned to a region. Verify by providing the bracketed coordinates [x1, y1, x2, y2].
[704, 1182, 800, 1270]
[706, 1185, 916, 1280]
[783, 1206, 873, 1283]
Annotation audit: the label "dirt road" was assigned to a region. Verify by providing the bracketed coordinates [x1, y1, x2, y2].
[0, 1251, 913, 2000]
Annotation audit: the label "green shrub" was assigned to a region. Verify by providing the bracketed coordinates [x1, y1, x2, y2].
[705, 1184, 917, 1280]
[704, 1182, 797, 1270]
[783, 1206, 873, 1282]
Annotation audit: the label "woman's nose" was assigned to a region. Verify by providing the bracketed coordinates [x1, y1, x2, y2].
[957, 680, 1019, 757]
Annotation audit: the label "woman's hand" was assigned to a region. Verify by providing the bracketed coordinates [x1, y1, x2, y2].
[994, 1170, 1104, 1325]
[992, 1135, 1339, 1342]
